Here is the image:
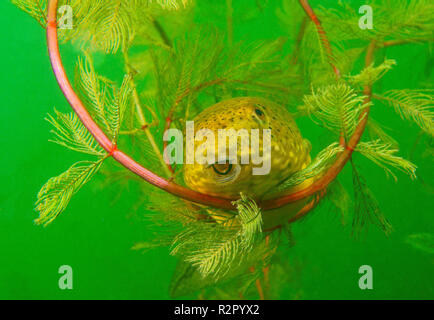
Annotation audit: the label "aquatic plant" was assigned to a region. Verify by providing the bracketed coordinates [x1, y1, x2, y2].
[12, 0, 433, 299]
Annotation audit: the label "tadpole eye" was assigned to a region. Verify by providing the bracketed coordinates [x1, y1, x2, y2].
[253, 104, 266, 119]
[255, 108, 264, 117]
[212, 163, 233, 175]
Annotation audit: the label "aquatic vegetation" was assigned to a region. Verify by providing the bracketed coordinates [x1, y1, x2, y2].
[13, 0, 433, 299]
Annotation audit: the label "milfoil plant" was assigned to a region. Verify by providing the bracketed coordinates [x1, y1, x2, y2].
[12, 0, 433, 299]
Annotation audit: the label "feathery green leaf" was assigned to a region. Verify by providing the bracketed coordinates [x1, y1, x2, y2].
[375, 89, 434, 136]
[77, 52, 132, 142]
[171, 194, 263, 279]
[318, 0, 434, 43]
[366, 118, 399, 148]
[277, 142, 344, 191]
[64, 0, 134, 53]
[46, 109, 105, 156]
[356, 140, 417, 181]
[302, 83, 371, 139]
[108, 74, 133, 142]
[11, 0, 47, 27]
[347, 59, 396, 87]
[35, 159, 104, 226]
[232, 193, 263, 246]
[151, 0, 192, 10]
[351, 161, 392, 237]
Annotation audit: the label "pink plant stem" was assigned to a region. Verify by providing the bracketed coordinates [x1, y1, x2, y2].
[46, 0, 235, 210]
[45, 0, 371, 216]
[298, 0, 340, 78]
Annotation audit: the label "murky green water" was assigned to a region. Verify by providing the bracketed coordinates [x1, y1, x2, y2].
[1, 0, 432, 299]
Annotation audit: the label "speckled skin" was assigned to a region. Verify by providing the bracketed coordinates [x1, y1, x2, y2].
[183, 97, 311, 199]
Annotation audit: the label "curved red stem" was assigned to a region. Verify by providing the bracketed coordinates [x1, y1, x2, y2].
[47, 0, 234, 210]
[298, 0, 340, 78]
[45, 0, 371, 216]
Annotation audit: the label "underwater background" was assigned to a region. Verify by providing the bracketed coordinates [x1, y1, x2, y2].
[0, 0, 433, 299]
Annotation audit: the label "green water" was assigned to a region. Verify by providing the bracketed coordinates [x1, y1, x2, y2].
[1, 0, 432, 299]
